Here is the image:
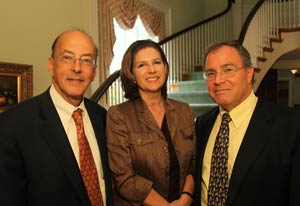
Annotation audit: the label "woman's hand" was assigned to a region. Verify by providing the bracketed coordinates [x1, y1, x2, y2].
[169, 192, 193, 206]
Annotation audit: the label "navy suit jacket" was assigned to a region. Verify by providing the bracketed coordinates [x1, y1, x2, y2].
[0, 89, 113, 206]
[194, 98, 300, 206]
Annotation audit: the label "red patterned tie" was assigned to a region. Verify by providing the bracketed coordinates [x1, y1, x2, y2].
[72, 108, 104, 206]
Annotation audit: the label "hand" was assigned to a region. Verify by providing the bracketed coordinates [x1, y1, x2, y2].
[169, 193, 193, 206]
[169, 199, 184, 206]
[169, 200, 188, 206]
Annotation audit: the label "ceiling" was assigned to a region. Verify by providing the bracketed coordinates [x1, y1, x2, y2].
[278, 49, 300, 60]
[272, 49, 300, 70]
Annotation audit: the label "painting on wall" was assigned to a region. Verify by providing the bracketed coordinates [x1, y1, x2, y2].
[0, 62, 33, 112]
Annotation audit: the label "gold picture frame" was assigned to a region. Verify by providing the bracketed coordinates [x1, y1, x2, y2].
[0, 62, 33, 112]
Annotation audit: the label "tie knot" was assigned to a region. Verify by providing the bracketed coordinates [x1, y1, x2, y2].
[222, 113, 231, 124]
[72, 108, 83, 125]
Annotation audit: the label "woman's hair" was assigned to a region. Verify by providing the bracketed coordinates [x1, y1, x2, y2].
[120, 39, 169, 100]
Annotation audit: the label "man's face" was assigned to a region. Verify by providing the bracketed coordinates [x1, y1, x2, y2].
[205, 46, 254, 111]
[48, 30, 96, 106]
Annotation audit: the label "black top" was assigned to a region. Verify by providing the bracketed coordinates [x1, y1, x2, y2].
[161, 114, 180, 202]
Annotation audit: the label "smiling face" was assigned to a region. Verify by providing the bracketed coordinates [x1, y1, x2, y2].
[48, 30, 96, 106]
[132, 47, 167, 98]
[205, 45, 254, 111]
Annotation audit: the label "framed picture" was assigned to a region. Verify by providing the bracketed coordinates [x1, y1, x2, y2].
[0, 62, 33, 112]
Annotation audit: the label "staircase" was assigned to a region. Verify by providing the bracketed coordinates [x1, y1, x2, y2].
[168, 71, 217, 118]
[240, 0, 300, 90]
[91, 0, 300, 110]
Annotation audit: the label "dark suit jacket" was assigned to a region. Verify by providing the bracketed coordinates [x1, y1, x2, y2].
[194, 98, 300, 206]
[0, 89, 113, 206]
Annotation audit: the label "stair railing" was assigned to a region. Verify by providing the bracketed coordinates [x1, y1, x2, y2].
[241, 0, 300, 66]
[240, 0, 300, 89]
[160, 1, 235, 86]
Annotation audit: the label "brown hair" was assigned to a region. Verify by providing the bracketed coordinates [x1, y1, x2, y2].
[120, 39, 169, 100]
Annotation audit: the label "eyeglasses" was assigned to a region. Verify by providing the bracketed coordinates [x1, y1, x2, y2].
[53, 55, 96, 68]
[203, 66, 244, 80]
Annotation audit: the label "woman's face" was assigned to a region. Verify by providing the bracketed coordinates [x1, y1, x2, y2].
[132, 47, 167, 97]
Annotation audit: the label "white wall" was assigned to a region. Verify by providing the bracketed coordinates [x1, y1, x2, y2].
[163, 0, 204, 33]
[0, 0, 95, 97]
[1, 0, 228, 97]
[142, 0, 232, 34]
[203, 0, 228, 19]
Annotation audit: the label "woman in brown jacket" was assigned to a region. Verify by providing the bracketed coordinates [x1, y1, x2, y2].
[106, 40, 195, 206]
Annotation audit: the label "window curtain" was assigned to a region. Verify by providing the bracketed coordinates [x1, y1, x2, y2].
[97, 0, 165, 105]
[137, 1, 165, 39]
[97, 0, 115, 106]
[107, 0, 165, 39]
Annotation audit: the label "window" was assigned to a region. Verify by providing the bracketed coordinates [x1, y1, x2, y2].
[109, 16, 158, 73]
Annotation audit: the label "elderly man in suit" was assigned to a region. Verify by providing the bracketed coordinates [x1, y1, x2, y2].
[194, 41, 300, 206]
[0, 29, 113, 206]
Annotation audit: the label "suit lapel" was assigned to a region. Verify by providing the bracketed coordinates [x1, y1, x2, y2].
[85, 100, 105, 156]
[196, 108, 219, 167]
[134, 99, 180, 140]
[165, 99, 179, 141]
[194, 108, 219, 205]
[38, 91, 90, 205]
[135, 99, 165, 139]
[227, 99, 273, 204]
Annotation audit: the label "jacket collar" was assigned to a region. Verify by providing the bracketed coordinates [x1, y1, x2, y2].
[133, 98, 178, 140]
[38, 89, 90, 205]
[227, 98, 273, 204]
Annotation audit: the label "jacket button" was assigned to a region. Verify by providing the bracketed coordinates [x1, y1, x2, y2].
[164, 146, 168, 153]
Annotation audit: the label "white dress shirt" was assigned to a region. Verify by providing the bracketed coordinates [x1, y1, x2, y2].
[49, 85, 106, 205]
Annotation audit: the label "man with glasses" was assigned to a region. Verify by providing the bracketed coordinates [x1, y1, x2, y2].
[0, 29, 113, 206]
[194, 41, 300, 206]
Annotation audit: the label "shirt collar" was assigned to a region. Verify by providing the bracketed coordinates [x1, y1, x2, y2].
[219, 90, 258, 128]
[50, 85, 87, 118]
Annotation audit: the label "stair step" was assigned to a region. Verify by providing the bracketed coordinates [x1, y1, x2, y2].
[189, 71, 205, 80]
[190, 103, 217, 117]
[169, 71, 213, 117]
[189, 103, 217, 107]
[168, 91, 214, 104]
[177, 80, 207, 92]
